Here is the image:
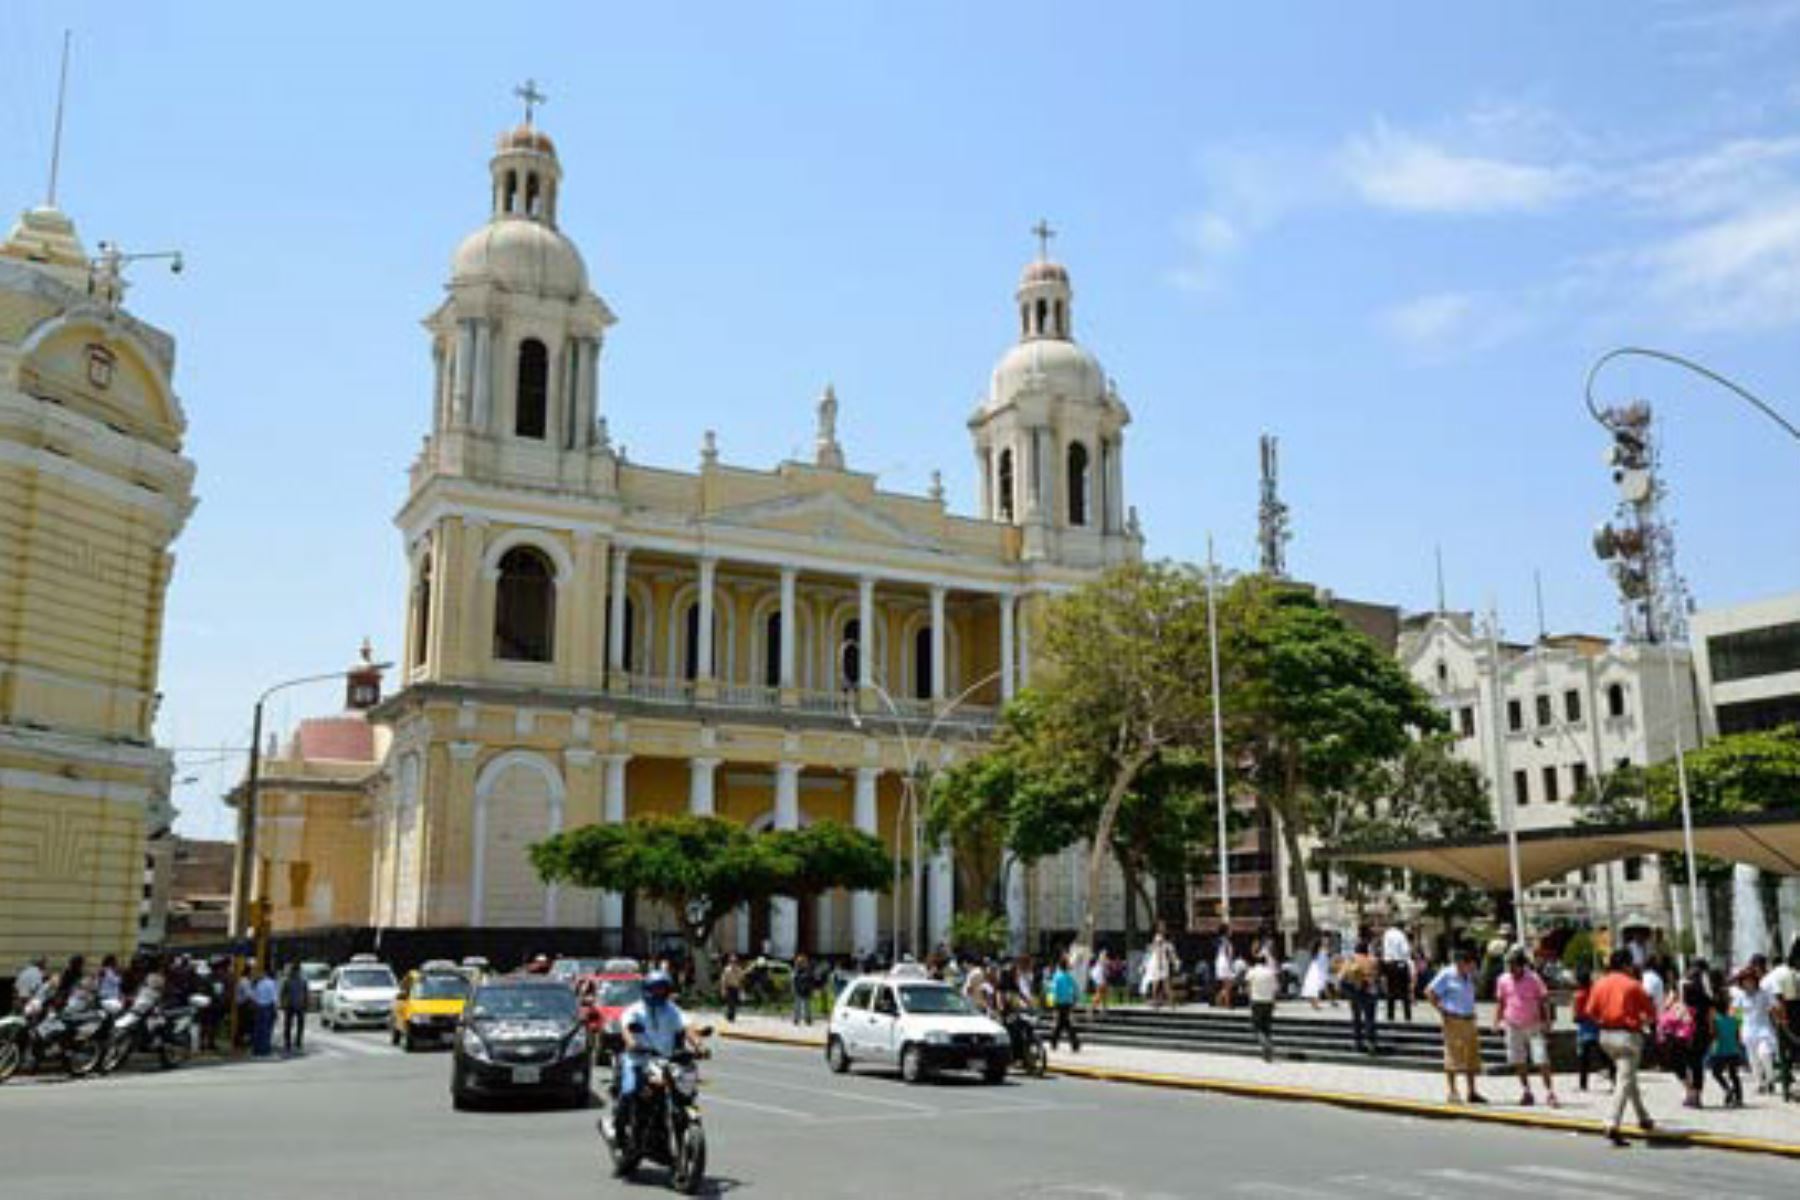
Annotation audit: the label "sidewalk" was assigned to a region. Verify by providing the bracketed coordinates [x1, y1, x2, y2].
[703, 1009, 1800, 1158]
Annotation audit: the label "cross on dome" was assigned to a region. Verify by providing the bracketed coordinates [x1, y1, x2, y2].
[514, 79, 547, 126]
[1031, 218, 1056, 261]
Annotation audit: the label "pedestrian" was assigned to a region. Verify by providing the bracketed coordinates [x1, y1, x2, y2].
[1641, 956, 1667, 1010]
[1707, 968, 1746, 1108]
[720, 955, 744, 1024]
[1088, 948, 1110, 1016]
[280, 962, 309, 1055]
[1493, 948, 1557, 1107]
[1343, 940, 1381, 1055]
[1048, 955, 1081, 1052]
[1380, 920, 1413, 1023]
[1426, 947, 1487, 1105]
[1765, 947, 1799, 1100]
[1246, 953, 1281, 1063]
[1300, 938, 1331, 1010]
[1660, 960, 1711, 1109]
[1590, 948, 1659, 1146]
[1733, 958, 1779, 1095]
[1211, 925, 1234, 1008]
[1572, 965, 1614, 1091]
[250, 964, 279, 1058]
[790, 953, 815, 1026]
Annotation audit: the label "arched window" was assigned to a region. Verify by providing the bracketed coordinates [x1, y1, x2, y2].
[997, 449, 1015, 522]
[1054, 299, 1066, 337]
[684, 602, 702, 681]
[412, 553, 433, 666]
[493, 546, 555, 662]
[622, 598, 636, 672]
[1066, 441, 1090, 527]
[1607, 682, 1626, 718]
[914, 626, 933, 700]
[841, 619, 861, 690]
[515, 339, 548, 439]
[525, 173, 541, 218]
[1035, 298, 1048, 336]
[504, 170, 518, 214]
[764, 612, 782, 689]
[1020, 304, 1029, 338]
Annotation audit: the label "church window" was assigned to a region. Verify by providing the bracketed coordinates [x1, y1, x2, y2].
[1020, 304, 1029, 338]
[493, 546, 555, 663]
[1066, 441, 1090, 527]
[412, 552, 433, 667]
[515, 339, 549, 439]
[764, 612, 782, 689]
[526, 172, 541, 218]
[841, 619, 862, 690]
[997, 449, 1015, 522]
[684, 603, 701, 681]
[504, 170, 519, 214]
[1607, 682, 1626, 718]
[622, 598, 636, 672]
[1035, 298, 1048, 336]
[1054, 299, 1066, 337]
[914, 626, 932, 700]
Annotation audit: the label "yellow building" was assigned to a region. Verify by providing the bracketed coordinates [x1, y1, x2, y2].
[232, 713, 383, 934]
[0, 203, 196, 975]
[366, 113, 1141, 958]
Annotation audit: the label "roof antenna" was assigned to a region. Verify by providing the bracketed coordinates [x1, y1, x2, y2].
[1533, 568, 1548, 642]
[46, 30, 72, 207]
[1434, 544, 1447, 614]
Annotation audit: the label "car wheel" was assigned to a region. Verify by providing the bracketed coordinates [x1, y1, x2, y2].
[899, 1044, 925, 1085]
[826, 1036, 851, 1074]
[983, 1057, 1007, 1085]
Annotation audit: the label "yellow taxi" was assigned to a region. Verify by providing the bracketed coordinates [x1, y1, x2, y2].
[390, 964, 472, 1051]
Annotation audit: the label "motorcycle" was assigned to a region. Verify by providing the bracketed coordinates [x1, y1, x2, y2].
[598, 1027, 711, 1195]
[1004, 1009, 1048, 1077]
[101, 988, 204, 1075]
[0, 986, 113, 1083]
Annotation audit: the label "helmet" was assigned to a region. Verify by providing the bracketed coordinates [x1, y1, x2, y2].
[644, 969, 673, 1007]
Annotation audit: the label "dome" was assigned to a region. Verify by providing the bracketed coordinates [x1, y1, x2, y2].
[451, 217, 588, 298]
[988, 336, 1105, 409]
[1019, 259, 1069, 286]
[497, 124, 557, 157]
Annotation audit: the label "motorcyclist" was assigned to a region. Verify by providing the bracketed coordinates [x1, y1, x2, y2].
[613, 970, 702, 1136]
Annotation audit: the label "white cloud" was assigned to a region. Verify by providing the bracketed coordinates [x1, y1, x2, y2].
[1624, 136, 1800, 218]
[1170, 144, 1324, 292]
[1339, 120, 1587, 214]
[1640, 195, 1800, 330]
[1378, 291, 1532, 362]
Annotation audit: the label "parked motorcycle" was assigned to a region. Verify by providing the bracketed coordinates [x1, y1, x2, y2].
[0, 986, 113, 1083]
[598, 1031, 711, 1195]
[100, 987, 204, 1075]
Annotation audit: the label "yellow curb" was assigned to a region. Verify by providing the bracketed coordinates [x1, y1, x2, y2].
[715, 1028, 1800, 1161]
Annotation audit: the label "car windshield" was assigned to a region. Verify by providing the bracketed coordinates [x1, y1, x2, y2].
[341, 968, 395, 990]
[415, 975, 469, 1001]
[300, 964, 330, 982]
[470, 986, 577, 1022]
[599, 980, 643, 1006]
[550, 958, 603, 981]
[899, 985, 974, 1015]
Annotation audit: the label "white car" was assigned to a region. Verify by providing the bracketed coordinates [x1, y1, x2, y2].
[320, 960, 399, 1031]
[826, 975, 1010, 1084]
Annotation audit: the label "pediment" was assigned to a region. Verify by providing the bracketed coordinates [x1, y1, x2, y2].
[705, 489, 935, 550]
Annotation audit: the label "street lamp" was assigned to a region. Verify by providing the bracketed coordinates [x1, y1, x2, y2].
[845, 663, 1005, 961]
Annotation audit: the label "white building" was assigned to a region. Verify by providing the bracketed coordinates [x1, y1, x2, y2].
[1691, 591, 1800, 739]
[1392, 613, 1702, 934]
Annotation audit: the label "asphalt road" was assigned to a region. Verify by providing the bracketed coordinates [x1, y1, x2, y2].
[1, 1023, 1797, 1199]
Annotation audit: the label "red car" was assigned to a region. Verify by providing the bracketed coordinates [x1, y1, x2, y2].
[575, 973, 643, 1064]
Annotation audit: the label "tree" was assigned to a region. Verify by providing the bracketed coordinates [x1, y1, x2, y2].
[1222, 577, 1444, 941]
[1029, 562, 1219, 952]
[530, 814, 891, 985]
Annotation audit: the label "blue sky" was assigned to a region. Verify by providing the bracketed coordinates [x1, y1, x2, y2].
[4, 3, 1797, 838]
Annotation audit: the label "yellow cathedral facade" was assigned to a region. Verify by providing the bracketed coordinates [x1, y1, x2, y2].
[365, 112, 1141, 958]
[0, 203, 196, 972]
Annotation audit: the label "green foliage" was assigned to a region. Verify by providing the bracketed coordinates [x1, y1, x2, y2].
[947, 911, 1009, 959]
[1561, 930, 1599, 973]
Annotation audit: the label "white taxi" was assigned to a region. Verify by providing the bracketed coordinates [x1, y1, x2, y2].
[320, 956, 399, 1031]
[826, 974, 1010, 1084]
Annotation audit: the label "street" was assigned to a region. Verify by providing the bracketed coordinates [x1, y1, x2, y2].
[2, 1026, 1797, 1199]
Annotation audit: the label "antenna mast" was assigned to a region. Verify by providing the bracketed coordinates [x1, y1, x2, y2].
[47, 30, 72, 207]
[1257, 433, 1290, 578]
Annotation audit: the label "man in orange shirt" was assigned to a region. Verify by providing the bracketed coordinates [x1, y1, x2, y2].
[1588, 949, 1658, 1145]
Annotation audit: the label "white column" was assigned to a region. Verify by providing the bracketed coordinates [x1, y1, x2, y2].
[929, 585, 947, 703]
[999, 592, 1016, 700]
[857, 576, 875, 694]
[1108, 437, 1125, 532]
[600, 753, 631, 930]
[929, 847, 954, 952]
[1017, 594, 1032, 687]
[472, 320, 494, 432]
[608, 547, 631, 676]
[772, 762, 802, 956]
[689, 757, 719, 816]
[778, 566, 798, 690]
[453, 321, 475, 426]
[697, 557, 717, 682]
[852, 766, 880, 955]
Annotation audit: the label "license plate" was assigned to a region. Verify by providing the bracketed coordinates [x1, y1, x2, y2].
[512, 1066, 540, 1084]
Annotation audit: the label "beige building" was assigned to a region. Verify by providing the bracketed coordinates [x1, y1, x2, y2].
[365, 115, 1141, 957]
[0, 202, 196, 976]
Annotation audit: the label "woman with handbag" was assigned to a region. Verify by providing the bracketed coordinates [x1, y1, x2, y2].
[1659, 961, 1714, 1109]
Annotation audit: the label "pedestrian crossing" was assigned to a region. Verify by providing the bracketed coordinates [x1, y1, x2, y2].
[1228, 1160, 1785, 1200]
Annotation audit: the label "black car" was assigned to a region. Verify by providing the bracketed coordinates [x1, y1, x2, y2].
[451, 977, 591, 1110]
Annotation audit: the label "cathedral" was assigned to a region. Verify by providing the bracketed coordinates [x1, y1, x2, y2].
[362, 108, 1141, 957]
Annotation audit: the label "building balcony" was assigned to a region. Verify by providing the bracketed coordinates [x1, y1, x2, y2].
[605, 673, 998, 735]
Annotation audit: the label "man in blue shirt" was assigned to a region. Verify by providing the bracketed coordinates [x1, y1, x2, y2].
[612, 971, 701, 1135]
[1047, 955, 1081, 1052]
[1426, 947, 1488, 1105]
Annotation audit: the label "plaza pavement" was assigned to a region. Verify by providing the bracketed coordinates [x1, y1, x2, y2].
[706, 1003, 1800, 1157]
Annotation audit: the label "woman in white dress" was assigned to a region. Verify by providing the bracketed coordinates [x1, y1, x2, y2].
[1735, 959, 1780, 1094]
[1301, 938, 1332, 1009]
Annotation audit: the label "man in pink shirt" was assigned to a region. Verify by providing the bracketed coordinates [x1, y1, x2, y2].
[1493, 948, 1557, 1107]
